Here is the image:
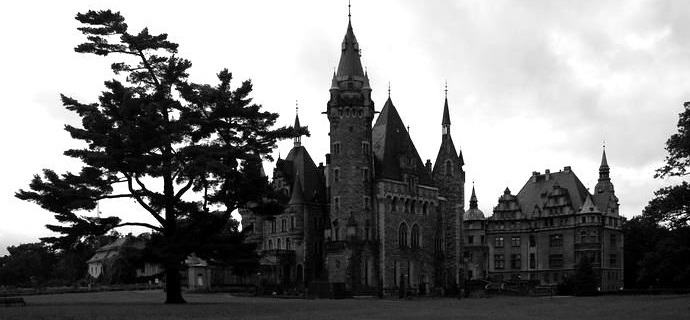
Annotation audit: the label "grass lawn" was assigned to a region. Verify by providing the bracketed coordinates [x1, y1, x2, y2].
[1, 290, 688, 320]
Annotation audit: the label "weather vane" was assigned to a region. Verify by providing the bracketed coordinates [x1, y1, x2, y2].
[444, 80, 448, 98]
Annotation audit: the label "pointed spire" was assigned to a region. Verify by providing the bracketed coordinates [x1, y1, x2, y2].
[289, 174, 304, 205]
[293, 101, 302, 148]
[442, 83, 451, 135]
[470, 183, 478, 209]
[336, 4, 364, 79]
[598, 144, 610, 181]
[600, 145, 609, 168]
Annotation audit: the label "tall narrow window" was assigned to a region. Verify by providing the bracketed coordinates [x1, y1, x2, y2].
[333, 142, 341, 155]
[529, 253, 536, 269]
[286, 238, 291, 250]
[361, 141, 370, 155]
[511, 236, 521, 247]
[411, 224, 420, 249]
[361, 167, 369, 182]
[334, 197, 340, 211]
[494, 255, 505, 269]
[511, 254, 521, 269]
[281, 219, 286, 232]
[549, 234, 563, 247]
[399, 223, 408, 249]
[495, 236, 504, 247]
[363, 196, 370, 210]
[290, 216, 295, 230]
[334, 168, 340, 183]
[445, 160, 453, 176]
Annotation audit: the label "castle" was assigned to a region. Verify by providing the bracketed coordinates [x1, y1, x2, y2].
[240, 12, 624, 296]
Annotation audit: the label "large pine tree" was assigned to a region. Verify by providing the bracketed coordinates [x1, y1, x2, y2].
[16, 10, 301, 303]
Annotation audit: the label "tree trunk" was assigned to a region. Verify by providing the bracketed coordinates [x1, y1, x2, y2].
[164, 263, 186, 304]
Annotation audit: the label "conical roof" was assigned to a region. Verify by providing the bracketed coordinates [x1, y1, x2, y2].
[465, 185, 485, 220]
[336, 21, 364, 78]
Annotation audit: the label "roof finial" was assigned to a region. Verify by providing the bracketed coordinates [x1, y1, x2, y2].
[296, 99, 299, 115]
[444, 80, 448, 98]
[348, 0, 351, 22]
[603, 139, 606, 150]
[388, 81, 391, 97]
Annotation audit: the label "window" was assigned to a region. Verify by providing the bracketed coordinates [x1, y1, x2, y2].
[361, 167, 369, 182]
[610, 234, 617, 247]
[334, 197, 340, 211]
[271, 220, 276, 233]
[495, 236, 504, 247]
[511, 236, 521, 247]
[277, 238, 282, 249]
[281, 219, 286, 232]
[580, 230, 588, 243]
[549, 254, 564, 268]
[334, 168, 340, 183]
[481, 235, 485, 244]
[361, 141, 370, 155]
[391, 198, 398, 212]
[268, 239, 273, 249]
[529, 253, 536, 269]
[291, 216, 295, 230]
[494, 255, 505, 269]
[609, 254, 617, 266]
[411, 224, 420, 249]
[398, 223, 408, 249]
[286, 238, 291, 250]
[549, 234, 563, 247]
[363, 196, 370, 210]
[445, 160, 453, 176]
[467, 236, 474, 244]
[511, 254, 521, 269]
[422, 202, 428, 215]
[410, 201, 416, 214]
[529, 235, 536, 247]
[333, 142, 341, 155]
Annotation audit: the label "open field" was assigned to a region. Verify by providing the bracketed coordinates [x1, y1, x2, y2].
[1, 290, 688, 320]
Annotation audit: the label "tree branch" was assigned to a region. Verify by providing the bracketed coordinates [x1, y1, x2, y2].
[115, 222, 163, 232]
[124, 173, 165, 226]
[174, 178, 195, 201]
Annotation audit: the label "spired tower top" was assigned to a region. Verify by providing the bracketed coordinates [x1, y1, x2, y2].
[336, 6, 364, 79]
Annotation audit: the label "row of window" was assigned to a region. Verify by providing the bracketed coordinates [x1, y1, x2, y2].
[336, 107, 366, 118]
[494, 253, 619, 270]
[332, 141, 370, 155]
[267, 216, 297, 233]
[490, 216, 620, 230]
[390, 197, 430, 215]
[398, 223, 422, 249]
[265, 237, 293, 250]
[493, 233, 617, 248]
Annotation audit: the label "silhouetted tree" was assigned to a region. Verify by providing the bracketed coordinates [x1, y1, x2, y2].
[649, 101, 690, 228]
[16, 10, 300, 303]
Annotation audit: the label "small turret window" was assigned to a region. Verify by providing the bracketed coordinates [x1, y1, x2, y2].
[445, 160, 453, 176]
[333, 142, 341, 155]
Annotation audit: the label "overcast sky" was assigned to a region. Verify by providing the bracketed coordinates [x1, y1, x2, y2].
[1, 0, 688, 255]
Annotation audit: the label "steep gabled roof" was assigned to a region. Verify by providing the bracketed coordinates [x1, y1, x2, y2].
[277, 146, 326, 203]
[515, 170, 591, 217]
[372, 98, 433, 185]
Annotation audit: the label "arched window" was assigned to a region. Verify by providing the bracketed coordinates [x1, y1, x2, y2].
[422, 202, 428, 215]
[399, 223, 408, 249]
[286, 238, 291, 250]
[411, 224, 420, 249]
[410, 201, 416, 214]
[445, 160, 453, 176]
[277, 238, 282, 249]
[391, 198, 398, 212]
[268, 239, 273, 250]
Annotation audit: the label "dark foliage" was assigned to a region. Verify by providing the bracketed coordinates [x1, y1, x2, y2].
[15, 10, 299, 303]
[573, 258, 598, 296]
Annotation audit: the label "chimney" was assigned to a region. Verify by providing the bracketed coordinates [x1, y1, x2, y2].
[545, 169, 551, 180]
[532, 171, 540, 182]
[564, 166, 571, 172]
[425, 159, 432, 174]
[325, 153, 331, 165]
